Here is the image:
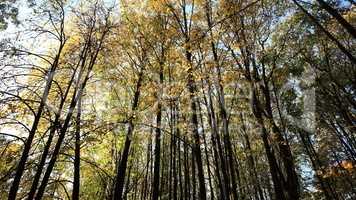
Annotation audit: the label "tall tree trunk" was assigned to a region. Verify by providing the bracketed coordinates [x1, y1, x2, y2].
[259, 60, 300, 200]
[8, 40, 65, 200]
[123, 164, 132, 200]
[197, 102, 214, 200]
[183, 135, 190, 200]
[185, 49, 207, 200]
[172, 106, 178, 200]
[34, 28, 108, 200]
[176, 107, 184, 200]
[203, 1, 239, 198]
[142, 132, 152, 200]
[72, 95, 81, 200]
[169, 110, 173, 200]
[113, 69, 144, 200]
[251, 87, 286, 200]
[240, 114, 264, 200]
[177, 1, 207, 197]
[26, 53, 81, 200]
[192, 150, 197, 200]
[152, 62, 163, 200]
[298, 129, 338, 200]
[203, 80, 228, 200]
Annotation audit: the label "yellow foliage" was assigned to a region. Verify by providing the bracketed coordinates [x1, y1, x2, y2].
[341, 160, 354, 172]
[147, 0, 170, 13]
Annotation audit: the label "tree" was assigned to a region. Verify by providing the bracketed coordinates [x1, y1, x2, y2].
[1, 0, 355, 199]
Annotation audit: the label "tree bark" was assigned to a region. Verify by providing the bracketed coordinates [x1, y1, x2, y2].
[72, 95, 81, 200]
[152, 61, 163, 200]
[113, 69, 144, 200]
[26, 54, 79, 200]
[292, 0, 356, 64]
[8, 39, 65, 200]
[316, 0, 356, 38]
[35, 27, 108, 200]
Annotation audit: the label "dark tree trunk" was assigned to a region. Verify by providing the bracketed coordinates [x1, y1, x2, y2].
[183, 136, 190, 200]
[34, 28, 108, 200]
[185, 49, 207, 200]
[197, 102, 215, 200]
[169, 112, 173, 200]
[72, 95, 81, 200]
[292, 0, 356, 64]
[141, 133, 151, 200]
[251, 87, 286, 200]
[192, 150, 196, 200]
[26, 52, 81, 200]
[8, 41, 65, 200]
[259, 60, 300, 200]
[152, 62, 163, 200]
[240, 114, 264, 200]
[203, 81, 228, 200]
[123, 164, 132, 200]
[176, 108, 184, 200]
[113, 69, 144, 200]
[316, 0, 356, 38]
[172, 107, 178, 200]
[299, 129, 338, 200]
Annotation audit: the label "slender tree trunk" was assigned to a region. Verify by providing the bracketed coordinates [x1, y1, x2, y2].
[203, 1, 239, 198]
[178, 1, 207, 196]
[150, 133, 154, 200]
[35, 27, 108, 200]
[172, 107, 178, 200]
[123, 164, 132, 200]
[184, 135, 190, 200]
[176, 107, 184, 200]
[142, 133, 151, 200]
[72, 95, 81, 200]
[26, 48, 83, 200]
[204, 81, 228, 200]
[197, 102, 214, 200]
[185, 49, 207, 200]
[240, 114, 264, 200]
[169, 130, 173, 199]
[259, 61, 300, 200]
[113, 69, 144, 200]
[192, 150, 196, 200]
[8, 40, 65, 200]
[26, 44, 83, 200]
[316, 0, 356, 38]
[260, 125, 286, 200]
[292, 0, 356, 64]
[169, 113, 173, 200]
[298, 129, 338, 200]
[152, 62, 163, 200]
[251, 87, 286, 200]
